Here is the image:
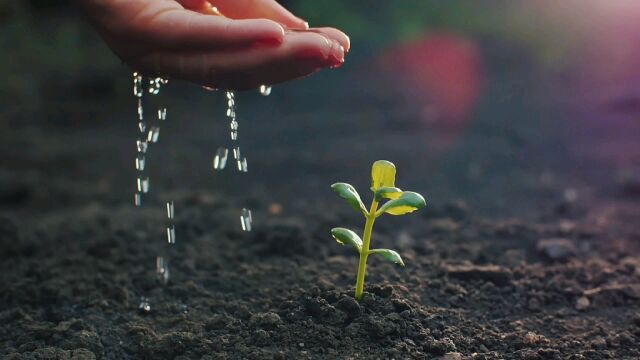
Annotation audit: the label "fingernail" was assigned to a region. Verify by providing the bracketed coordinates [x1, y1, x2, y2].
[327, 42, 345, 68]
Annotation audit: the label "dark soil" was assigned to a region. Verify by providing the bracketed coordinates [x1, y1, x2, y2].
[1, 13, 640, 360]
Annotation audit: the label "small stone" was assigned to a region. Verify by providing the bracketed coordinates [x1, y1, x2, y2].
[536, 238, 577, 262]
[424, 338, 456, 355]
[445, 264, 512, 286]
[439, 352, 463, 360]
[249, 312, 282, 329]
[575, 296, 590, 311]
[523, 332, 548, 346]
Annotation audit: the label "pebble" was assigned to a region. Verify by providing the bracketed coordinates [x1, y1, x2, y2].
[249, 312, 282, 329]
[439, 353, 463, 360]
[536, 238, 577, 261]
[575, 296, 590, 311]
[444, 264, 512, 286]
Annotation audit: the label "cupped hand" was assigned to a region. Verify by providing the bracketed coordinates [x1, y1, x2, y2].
[77, 0, 350, 90]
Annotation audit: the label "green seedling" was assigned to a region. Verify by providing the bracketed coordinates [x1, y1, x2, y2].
[331, 160, 427, 300]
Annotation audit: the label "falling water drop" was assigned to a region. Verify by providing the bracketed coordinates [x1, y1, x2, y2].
[238, 157, 248, 172]
[137, 99, 144, 120]
[137, 177, 150, 193]
[166, 226, 176, 244]
[166, 201, 175, 219]
[158, 108, 167, 121]
[134, 193, 142, 207]
[259, 85, 272, 96]
[133, 73, 143, 98]
[147, 126, 160, 143]
[213, 147, 229, 170]
[138, 297, 151, 313]
[156, 256, 170, 284]
[136, 140, 148, 154]
[135, 155, 146, 171]
[240, 208, 252, 232]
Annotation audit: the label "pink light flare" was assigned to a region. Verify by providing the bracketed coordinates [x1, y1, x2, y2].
[377, 33, 484, 150]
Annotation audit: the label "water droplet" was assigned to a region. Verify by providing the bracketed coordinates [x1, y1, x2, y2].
[240, 208, 252, 232]
[133, 73, 144, 98]
[158, 108, 167, 121]
[138, 121, 146, 133]
[135, 155, 146, 171]
[137, 99, 144, 120]
[138, 297, 151, 313]
[230, 131, 238, 141]
[232, 147, 241, 160]
[147, 126, 160, 143]
[230, 120, 238, 131]
[134, 193, 142, 207]
[167, 226, 176, 244]
[137, 177, 150, 193]
[237, 157, 248, 172]
[226, 91, 234, 100]
[166, 201, 174, 219]
[136, 140, 148, 154]
[259, 85, 272, 96]
[156, 256, 170, 284]
[213, 147, 228, 170]
[148, 78, 164, 95]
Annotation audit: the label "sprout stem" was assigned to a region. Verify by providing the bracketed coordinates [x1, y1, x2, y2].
[355, 199, 379, 300]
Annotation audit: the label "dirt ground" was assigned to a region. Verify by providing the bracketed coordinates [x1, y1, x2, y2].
[1, 7, 640, 360]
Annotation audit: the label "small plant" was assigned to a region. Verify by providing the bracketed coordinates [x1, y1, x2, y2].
[331, 160, 426, 300]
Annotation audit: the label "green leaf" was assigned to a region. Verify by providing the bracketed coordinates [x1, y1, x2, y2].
[331, 228, 362, 253]
[371, 160, 396, 190]
[376, 191, 426, 216]
[331, 182, 367, 215]
[374, 186, 403, 201]
[369, 249, 405, 266]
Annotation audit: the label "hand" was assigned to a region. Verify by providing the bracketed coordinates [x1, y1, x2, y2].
[77, 0, 350, 90]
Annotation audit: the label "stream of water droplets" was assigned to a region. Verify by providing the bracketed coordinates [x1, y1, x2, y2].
[133, 73, 175, 311]
[132, 77, 272, 310]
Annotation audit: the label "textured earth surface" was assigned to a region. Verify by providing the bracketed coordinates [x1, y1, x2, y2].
[1, 4, 640, 360]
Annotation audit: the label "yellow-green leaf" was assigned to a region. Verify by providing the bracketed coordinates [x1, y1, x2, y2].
[376, 191, 426, 217]
[374, 186, 403, 201]
[371, 160, 396, 190]
[331, 183, 367, 215]
[369, 249, 405, 266]
[331, 228, 362, 253]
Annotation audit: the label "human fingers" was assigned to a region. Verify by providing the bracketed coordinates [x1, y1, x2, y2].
[132, 30, 345, 89]
[209, 0, 308, 30]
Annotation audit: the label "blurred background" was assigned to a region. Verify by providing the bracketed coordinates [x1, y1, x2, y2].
[1, 0, 639, 221]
